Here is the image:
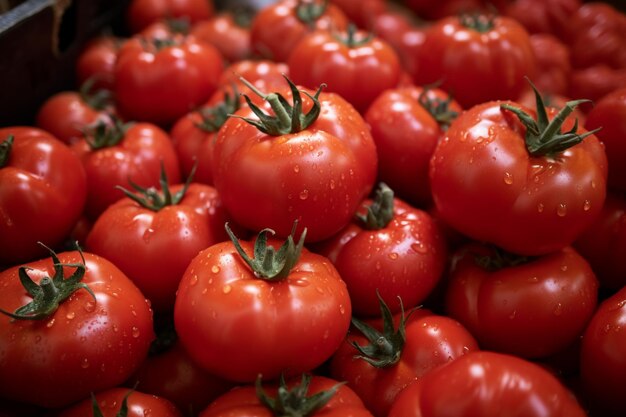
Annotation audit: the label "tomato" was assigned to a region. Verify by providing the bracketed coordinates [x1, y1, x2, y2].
[364, 85, 462, 207]
[86, 171, 230, 312]
[445, 243, 598, 358]
[580, 285, 626, 416]
[429, 87, 607, 256]
[126, 0, 215, 33]
[504, 0, 581, 39]
[191, 11, 252, 63]
[114, 34, 223, 127]
[249, 0, 348, 62]
[312, 184, 447, 317]
[568, 64, 626, 104]
[71, 119, 181, 221]
[414, 13, 536, 108]
[388, 351, 587, 417]
[515, 90, 587, 127]
[329, 0, 387, 30]
[574, 192, 626, 291]
[585, 86, 626, 192]
[0, 127, 87, 266]
[404, 0, 495, 21]
[59, 387, 181, 417]
[330, 299, 478, 417]
[212, 78, 377, 242]
[527, 33, 571, 97]
[200, 374, 373, 417]
[174, 226, 352, 382]
[287, 26, 402, 113]
[0, 248, 154, 408]
[75, 35, 121, 91]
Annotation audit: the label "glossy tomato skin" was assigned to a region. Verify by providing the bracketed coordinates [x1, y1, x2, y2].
[200, 375, 373, 417]
[0, 127, 87, 266]
[580, 285, 626, 416]
[170, 110, 218, 184]
[365, 85, 462, 207]
[568, 64, 626, 104]
[71, 122, 181, 221]
[0, 251, 154, 408]
[126, 0, 214, 33]
[429, 100, 607, 256]
[387, 351, 587, 417]
[415, 15, 536, 108]
[445, 244, 598, 358]
[330, 310, 479, 417]
[249, 0, 348, 63]
[58, 387, 181, 417]
[75, 35, 120, 91]
[288, 29, 402, 113]
[86, 183, 230, 313]
[191, 12, 251, 63]
[174, 239, 352, 382]
[527, 33, 571, 97]
[114, 35, 223, 127]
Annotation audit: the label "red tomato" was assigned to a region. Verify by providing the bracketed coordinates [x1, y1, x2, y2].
[574, 192, 626, 291]
[0, 127, 87, 266]
[414, 13, 536, 108]
[200, 374, 373, 417]
[287, 26, 402, 113]
[429, 89, 607, 256]
[527, 33, 571, 97]
[0, 249, 154, 408]
[75, 35, 121, 91]
[388, 351, 587, 417]
[114, 34, 223, 127]
[404, 0, 493, 21]
[59, 387, 181, 417]
[174, 227, 352, 382]
[568, 64, 626, 104]
[504, 0, 581, 39]
[329, 0, 387, 30]
[71, 119, 180, 221]
[330, 304, 478, 417]
[126, 0, 214, 33]
[515, 90, 587, 127]
[585, 86, 626, 192]
[580, 285, 626, 416]
[86, 176, 230, 312]
[191, 11, 252, 63]
[212, 79, 377, 242]
[365, 85, 462, 207]
[312, 184, 448, 317]
[249, 0, 348, 62]
[445, 243, 598, 358]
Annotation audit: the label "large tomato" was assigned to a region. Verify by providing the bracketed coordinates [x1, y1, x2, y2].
[429, 87, 607, 256]
[527, 33, 572, 97]
[568, 64, 626, 103]
[387, 351, 587, 417]
[174, 226, 352, 382]
[191, 10, 252, 63]
[445, 243, 598, 358]
[0, 127, 87, 266]
[75, 35, 121, 91]
[0, 248, 153, 408]
[504, 0, 581, 39]
[414, 13, 536, 108]
[126, 0, 215, 33]
[212, 78, 377, 242]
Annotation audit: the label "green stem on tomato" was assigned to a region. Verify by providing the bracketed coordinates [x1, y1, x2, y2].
[0, 135, 14, 168]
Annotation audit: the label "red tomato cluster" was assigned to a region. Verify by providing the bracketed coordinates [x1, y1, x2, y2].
[1, 0, 626, 416]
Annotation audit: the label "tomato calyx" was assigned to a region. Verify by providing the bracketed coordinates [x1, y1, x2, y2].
[334, 24, 373, 48]
[91, 389, 132, 417]
[256, 373, 343, 417]
[83, 116, 130, 149]
[0, 243, 96, 321]
[0, 135, 13, 168]
[163, 17, 191, 35]
[236, 75, 325, 136]
[472, 245, 534, 271]
[418, 88, 459, 129]
[350, 292, 408, 368]
[79, 78, 113, 111]
[500, 83, 600, 157]
[296, 0, 328, 27]
[357, 182, 395, 230]
[225, 221, 307, 281]
[195, 86, 240, 133]
[459, 13, 495, 33]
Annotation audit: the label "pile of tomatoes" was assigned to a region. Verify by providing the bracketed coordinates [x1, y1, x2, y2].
[1, 0, 626, 416]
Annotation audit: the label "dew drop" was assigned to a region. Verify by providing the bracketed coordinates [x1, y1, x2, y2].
[537, 203, 544, 213]
[339, 304, 346, 315]
[293, 164, 300, 173]
[503, 172, 513, 185]
[554, 303, 563, 316]
[222, 284, 232, 294]
[65, 311, 75, 320]
[189, 275, 199, 286]
[583, 200, 591, 211]
[84, 301, 96, 313]
[329, 179, 336, 190]
[388, 252, 399, 260]
[46, 318, 56, 328]
[112, 324, 119, 333]
[411, 242, 428, 254]
[132, 327, 140, 338]
[556, 203, 567, 217]
[81, 358, 90, 369]
[560, 264, 568, 272]
[211, 265, 220, 274]
[201, 288, 208, 295]
[299, 189, 309, 200]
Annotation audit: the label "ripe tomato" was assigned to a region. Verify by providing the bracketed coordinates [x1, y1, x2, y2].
[504, 0, 581, 39]
[287, 26, 402, 113]
[580, 285, 626, 416]
[568, 64, 626, 103]
[329, 0, 387, 30]
[429, 88, 607, 256]
[249, 0, 348, 62]
[200, 374, 373, 417]
[312, 184, 447, 317]
[59, 387, 181, 417]
[0, 127, 87, 266]
[527, 33, 572, 97]
[0, 248, 154, 408]
[191, 11, 252, 63]
[174, 226, 352, 382]
[364, 85, 461, 207]
[445, 243, 598, 358]
[414, 13, 536, 108]
[330, 301, 478, 417]
[126, 0, 214, 33]
[388, 351, 587, 417]
[212, 78, 377, 242]
[71, 119, 181, 221]
[114, 34, 223, 127]
[75, 35, 121, 91]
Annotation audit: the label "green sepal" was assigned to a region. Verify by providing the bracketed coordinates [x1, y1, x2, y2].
[356, 183, 395, 230]
[225, 221, 306, 281]
[296, 0, 328, 27]
[83, 115, 131, 149]
[0, 242, 96, 321]
[334, 23, 373, 48]
[459, 12, 495, 33]
[79, 77, 113, 111]
[195, 84, 240, 133]
[91, 388, 133, 417]
[0, 135, 14, 168]
[256, 373, 344, 417]
[417, 87, 459, 129]
[473, 245, 534, 271]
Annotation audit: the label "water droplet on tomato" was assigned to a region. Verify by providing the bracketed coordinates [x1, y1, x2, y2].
[583, 200, 591, 211]
[503, 172, 513, 185]
[411, 242, 427, 254]
[66, 311, 75, 320]
[388, 252, 399, 260]
[211, 265, 220, 274]
[81, 358, 90, 369]
[560, 264, 568, 272]
[143, 228, 155, 243]
[553, 303, 563, 316]
[293, 164, 300, 173]
[339, 304, 346, 315]
[299, 189, 309, 200]
[329, 179, 336, 190]
[46, 318, 56, 328]
[132, 327, 140, 338]
[222, 284, 232, 294]
[557, 203, 567, 217]
[537, 203, 544, 213]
